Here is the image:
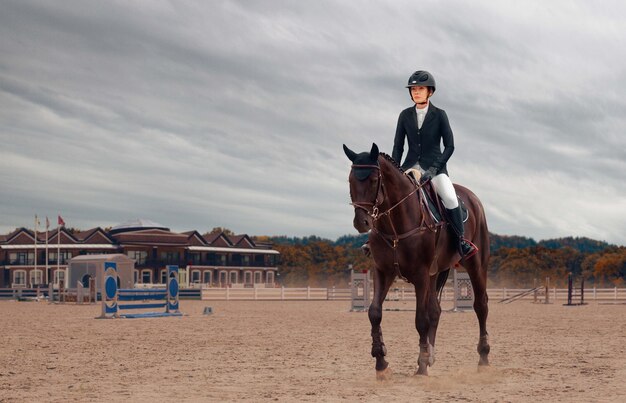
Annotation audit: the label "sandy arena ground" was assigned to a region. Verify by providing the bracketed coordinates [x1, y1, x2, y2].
[0, 298, 625, 402]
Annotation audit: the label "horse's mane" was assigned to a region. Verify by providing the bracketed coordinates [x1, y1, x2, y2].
[379, 152, 405, 174]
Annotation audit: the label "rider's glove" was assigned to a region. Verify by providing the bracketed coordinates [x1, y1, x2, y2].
[420, 167, 437, 182]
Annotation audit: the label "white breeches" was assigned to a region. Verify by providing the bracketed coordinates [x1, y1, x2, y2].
[413, 165, 459, 209]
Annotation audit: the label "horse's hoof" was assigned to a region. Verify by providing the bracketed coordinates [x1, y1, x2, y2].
[376, 367, 393, 381]
[414, 367, 428, 376]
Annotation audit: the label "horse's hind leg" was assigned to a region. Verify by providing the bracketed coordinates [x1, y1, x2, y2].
[464, 257, 490, 366]
[413, 269, 432, 375]
[368, 268, 395, 380]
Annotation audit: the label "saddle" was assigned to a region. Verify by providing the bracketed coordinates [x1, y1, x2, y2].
[420, 182, 468, 224]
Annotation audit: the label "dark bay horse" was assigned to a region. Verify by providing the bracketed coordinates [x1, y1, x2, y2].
[343, 143, 490, 378]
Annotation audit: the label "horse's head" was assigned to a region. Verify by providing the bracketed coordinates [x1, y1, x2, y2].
[343, 143, 381, 233]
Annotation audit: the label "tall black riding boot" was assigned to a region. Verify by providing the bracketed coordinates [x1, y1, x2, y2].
[446, 206, 478, 259]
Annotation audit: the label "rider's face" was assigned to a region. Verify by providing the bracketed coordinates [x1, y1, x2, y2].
[410, 86, 431, 106]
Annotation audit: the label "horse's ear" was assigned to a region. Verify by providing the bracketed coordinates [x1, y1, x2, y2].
[343, 144, 357, 162]
[370, 143, 379, 159]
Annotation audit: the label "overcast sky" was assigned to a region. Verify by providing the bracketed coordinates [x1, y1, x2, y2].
[1, 0, 625, 244]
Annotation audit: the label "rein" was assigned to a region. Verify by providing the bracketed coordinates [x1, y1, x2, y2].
[350, 163, 442, 282]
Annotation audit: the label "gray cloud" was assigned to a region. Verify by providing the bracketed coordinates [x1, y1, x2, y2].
[0, 0, 624, 244]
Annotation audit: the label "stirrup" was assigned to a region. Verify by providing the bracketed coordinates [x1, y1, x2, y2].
[361, 242, 371, 257]
[460, 239, 478, 259]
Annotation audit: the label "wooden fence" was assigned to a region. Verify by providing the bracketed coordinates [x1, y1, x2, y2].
[2, 286, 625, 302]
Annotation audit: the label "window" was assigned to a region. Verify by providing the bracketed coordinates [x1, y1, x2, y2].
[254, 254, 265, 266]
[243, 255, 250, 266]
[160, 251, 180, 263]
[127, 250, 148, 265]
[49, 251, 72, 264]
[191, 270, 201, 283]
[188, 253, 201, 265]
[141, 270, 152, 284]
[266, 271, 274, 284]
[54, 270, 66, 287]
[229, 271, 238, 285]
[244, 271, 252, 285]
[134, 270, 139, 284]
[13, 270, 26, 287]
[219, 271, 227, 286]
[160, 270, 168, 284]
[30, 270, 43, 287]
[10, 252, 33, 265]
[254, 272, 262, 284]
[203, 271, 212, 285]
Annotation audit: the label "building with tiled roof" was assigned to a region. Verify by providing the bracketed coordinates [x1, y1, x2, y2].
[0, 220, 279, 289]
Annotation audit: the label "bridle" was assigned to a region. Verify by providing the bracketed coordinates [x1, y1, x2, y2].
[349, 163, 423, 223]
[349, 164, 385, 219]
[349, 162, 441, 281]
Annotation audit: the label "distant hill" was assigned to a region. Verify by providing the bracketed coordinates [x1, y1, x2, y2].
[537, 236, 612, 253]
[334, 233, 368, 249]
[267, 233, 614, 253]
[266, 235, 333, 246]
[489, 233, 537, 251]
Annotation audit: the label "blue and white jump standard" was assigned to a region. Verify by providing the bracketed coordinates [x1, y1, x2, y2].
[99, 263, 183, 319]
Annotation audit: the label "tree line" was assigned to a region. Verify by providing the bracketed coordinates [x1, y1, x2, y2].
[253, 234, 625, 288]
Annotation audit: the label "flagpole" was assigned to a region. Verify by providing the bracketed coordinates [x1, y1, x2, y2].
[34, 215, 38, 286]
[45, 217, 50, 285]
[57, 218, 61, 286]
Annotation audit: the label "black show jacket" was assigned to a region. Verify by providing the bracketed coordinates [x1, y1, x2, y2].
[392, 103, 454, 175]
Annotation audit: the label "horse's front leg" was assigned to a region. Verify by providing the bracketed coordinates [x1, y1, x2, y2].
[368, 268, 395, 380]
[426, 274, 442, 367]
[414, 270, 432, 375]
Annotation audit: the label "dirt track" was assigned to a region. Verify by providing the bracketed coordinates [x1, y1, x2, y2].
[1, 299, 625, 402]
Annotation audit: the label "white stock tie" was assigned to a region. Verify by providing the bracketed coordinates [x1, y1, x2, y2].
[417, 110, 425, 129]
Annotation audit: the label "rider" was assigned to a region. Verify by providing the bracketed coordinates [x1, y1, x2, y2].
[392, 70, 477, 259]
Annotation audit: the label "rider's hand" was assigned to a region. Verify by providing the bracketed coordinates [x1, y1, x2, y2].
[420, 168, 437, 182]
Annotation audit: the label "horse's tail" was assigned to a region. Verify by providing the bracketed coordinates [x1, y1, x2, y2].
[436, 268, 451, 302]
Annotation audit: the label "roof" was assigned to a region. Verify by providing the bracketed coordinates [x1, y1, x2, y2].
[187, 246, 280, 255]
[109, 219, 168, 234]
[110, 229, 190, 245]
[70, 253, 134, 262]
[0, 221, 279, 255]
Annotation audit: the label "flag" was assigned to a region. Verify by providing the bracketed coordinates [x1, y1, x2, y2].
[46, 216, 50, 229]
[35, 214, 40, 226]
[58, 215, 65, 226]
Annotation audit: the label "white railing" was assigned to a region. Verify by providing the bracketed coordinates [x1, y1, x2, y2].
[200, 286, 626, 302]
[201, 286, 352, 301]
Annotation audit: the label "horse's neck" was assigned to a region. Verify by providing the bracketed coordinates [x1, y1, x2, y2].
[379, 161, 422, 224]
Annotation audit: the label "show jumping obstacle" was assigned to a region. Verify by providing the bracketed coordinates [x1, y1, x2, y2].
[351, 269, 371, 312]
[565, 272, 586, 306]
[99, 263, 182, 319]
[452, 268, 474, 311]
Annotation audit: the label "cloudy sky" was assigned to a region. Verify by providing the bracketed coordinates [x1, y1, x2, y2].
[1, 0, 625, 244]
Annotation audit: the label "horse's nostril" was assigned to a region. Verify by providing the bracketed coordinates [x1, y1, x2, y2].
[364, 220, 369, 227]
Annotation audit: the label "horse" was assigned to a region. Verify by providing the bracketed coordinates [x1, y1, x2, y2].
[343, 143, 490, 378]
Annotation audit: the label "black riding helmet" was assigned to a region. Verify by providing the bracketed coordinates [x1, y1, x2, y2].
[406, 70, 436, 98]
